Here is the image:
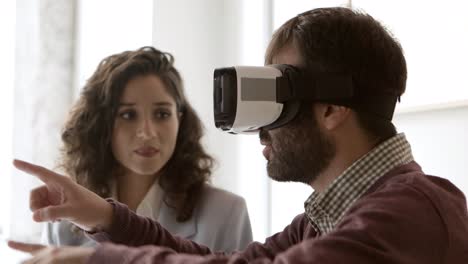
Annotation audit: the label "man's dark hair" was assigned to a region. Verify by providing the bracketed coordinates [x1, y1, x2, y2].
[265, 7, 407, 141]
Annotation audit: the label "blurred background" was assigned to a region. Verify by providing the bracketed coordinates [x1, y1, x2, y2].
[1, 0, 467, 261]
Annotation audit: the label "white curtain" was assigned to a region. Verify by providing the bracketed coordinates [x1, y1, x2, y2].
[11, 0, 77, 241]
[0, 0, 16, 241]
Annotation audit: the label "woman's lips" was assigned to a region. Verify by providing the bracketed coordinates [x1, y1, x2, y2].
[134, 147, 159, 158]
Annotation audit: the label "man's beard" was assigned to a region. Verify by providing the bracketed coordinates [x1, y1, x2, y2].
[260, 112, 335, 185]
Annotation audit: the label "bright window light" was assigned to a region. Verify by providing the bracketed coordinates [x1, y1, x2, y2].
[353, 0, 468, 110]
[0, 0, 15, 239]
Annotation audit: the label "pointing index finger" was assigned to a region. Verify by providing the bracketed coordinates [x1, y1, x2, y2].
[13, 159, 64, 184]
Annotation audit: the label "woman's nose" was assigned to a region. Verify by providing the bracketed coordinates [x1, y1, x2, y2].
[136, 118, 157, 140]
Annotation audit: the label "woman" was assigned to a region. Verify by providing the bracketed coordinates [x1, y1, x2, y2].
[42, 46, 252, 252]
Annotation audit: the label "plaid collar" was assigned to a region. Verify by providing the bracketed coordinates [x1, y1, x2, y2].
[304, 133, 414, 235]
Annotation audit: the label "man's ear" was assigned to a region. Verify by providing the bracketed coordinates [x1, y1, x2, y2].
[315, 103, 351, 131]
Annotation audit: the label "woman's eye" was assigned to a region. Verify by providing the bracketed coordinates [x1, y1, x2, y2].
[119, 110, 136, 120]
[155, 110, 171, 119]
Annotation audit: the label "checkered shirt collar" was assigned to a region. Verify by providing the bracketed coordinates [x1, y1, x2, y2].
[304, 133, 414, 235]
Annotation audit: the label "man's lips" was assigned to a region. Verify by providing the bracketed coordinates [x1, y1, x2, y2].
[262, 145, 272, 160]
[259, 130, 272, 160]
[134, 146, 159, 157]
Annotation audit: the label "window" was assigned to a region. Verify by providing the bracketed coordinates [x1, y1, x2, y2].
[353, 0, 468, 110]
[0, 0, 22, 261]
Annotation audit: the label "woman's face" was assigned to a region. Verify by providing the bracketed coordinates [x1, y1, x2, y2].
[111, 74, 180, 177]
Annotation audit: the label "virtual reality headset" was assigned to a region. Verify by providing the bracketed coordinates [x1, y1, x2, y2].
[213, 64, 399, 134]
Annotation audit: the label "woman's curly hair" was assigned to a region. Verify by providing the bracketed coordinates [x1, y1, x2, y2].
[59, 46, 213, 221]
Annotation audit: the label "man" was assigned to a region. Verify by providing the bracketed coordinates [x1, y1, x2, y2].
[9, 7, 468, 263]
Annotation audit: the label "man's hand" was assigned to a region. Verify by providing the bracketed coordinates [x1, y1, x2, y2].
[14, 159, 113, 232]
[8, 241, 95, 264]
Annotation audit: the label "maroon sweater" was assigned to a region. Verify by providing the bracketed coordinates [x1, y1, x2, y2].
[88, 162, 468, 263]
